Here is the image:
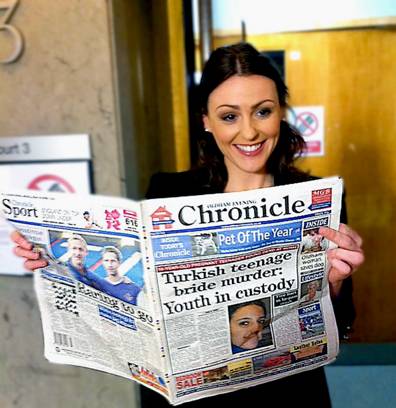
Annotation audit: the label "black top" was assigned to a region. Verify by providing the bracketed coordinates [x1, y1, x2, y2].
[146, 167, 324, 199]
[141, 168, 355, 407]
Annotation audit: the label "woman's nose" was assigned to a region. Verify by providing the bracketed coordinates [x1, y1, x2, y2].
[241, 118, 258, 141]
[250, 322, 261, 333]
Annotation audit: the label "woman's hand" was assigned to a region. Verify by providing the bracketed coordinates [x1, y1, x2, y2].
[319, 223, 364, 297]
[10, 230, 48, 271]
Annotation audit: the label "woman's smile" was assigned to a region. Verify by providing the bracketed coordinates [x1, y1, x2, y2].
[234, 141, 265, 156]
[203, 75, 283, 190]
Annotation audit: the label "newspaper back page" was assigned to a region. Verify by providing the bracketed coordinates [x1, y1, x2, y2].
[1, 190, 170, 397]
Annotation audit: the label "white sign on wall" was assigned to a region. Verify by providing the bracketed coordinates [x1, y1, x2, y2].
[287, 106, 325, 157]
[0, 134, 91, 161]
[0, 134, 92, 275]
[0, 162, 91, 193]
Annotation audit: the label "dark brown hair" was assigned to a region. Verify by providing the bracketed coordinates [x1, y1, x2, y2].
[197, 42, 305, 189]
[228, 300, 267, 321]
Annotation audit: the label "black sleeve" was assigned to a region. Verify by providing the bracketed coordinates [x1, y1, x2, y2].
[332, 190, 356, 340]
[145, 170, 213, 199]
[145, 172, 189, 199]
[145, 173, 169, 199]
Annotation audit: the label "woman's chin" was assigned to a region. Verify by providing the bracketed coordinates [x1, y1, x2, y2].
[241, 339, 259, 349]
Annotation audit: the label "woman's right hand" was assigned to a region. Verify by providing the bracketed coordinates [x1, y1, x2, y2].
[11, 230, 48, 271]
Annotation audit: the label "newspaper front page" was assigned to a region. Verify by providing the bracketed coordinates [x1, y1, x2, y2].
[1, 177, 343, 405]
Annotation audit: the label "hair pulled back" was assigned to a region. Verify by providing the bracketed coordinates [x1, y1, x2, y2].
[197, 42, 305, 189]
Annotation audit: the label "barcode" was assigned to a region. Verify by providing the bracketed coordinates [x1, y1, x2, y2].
[53, 332, 73, 348]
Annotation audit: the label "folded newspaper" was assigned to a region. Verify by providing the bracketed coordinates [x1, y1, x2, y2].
[1, 177, 343, 405]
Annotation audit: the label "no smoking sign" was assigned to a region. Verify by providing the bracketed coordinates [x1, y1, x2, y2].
[28, 174, 76, 193]
[287, 106, 324, 157]
[296, 111, 319, 137]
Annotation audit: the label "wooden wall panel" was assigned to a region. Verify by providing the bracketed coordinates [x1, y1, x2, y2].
[152, 0, 190, 173]
[111, 0, 190, 198]
[214, 29, 396, 342]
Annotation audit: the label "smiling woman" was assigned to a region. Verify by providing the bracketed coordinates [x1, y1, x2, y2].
[197, 42, 305, 193]
[141, 42, 364, 407]
[11, 42, 364, 408]
[203, 75, 283, 190]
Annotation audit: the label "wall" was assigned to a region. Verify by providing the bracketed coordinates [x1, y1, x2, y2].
[0, 276, 137, 408]
[0, 0, 124, 195]
[1, 0, 191, 405]
[209, 0, 396, 34]
[0, 1, 136, 406]
[109, 0, 190, 198]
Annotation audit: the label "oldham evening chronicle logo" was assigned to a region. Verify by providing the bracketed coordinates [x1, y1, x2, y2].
[151, 206, 175, 230]
[310, 188, 332, 210]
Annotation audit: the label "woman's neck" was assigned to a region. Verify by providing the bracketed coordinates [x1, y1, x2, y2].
[224, 172, 274, 193]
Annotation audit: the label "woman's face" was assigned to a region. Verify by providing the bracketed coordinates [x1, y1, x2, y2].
[307, 281, 319, 299]
[203, 75, 283, 179]
[230, 304, 266, 349]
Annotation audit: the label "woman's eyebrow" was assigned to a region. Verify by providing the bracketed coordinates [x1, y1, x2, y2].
[215, 99, 275, 111]
[215, 104, 239, 111]
[251, 99, 275, 110]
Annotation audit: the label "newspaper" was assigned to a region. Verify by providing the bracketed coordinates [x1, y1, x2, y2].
[1, 176, 343, 405]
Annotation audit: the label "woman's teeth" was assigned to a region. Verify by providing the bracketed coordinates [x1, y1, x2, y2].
[235, 142, 263, 152]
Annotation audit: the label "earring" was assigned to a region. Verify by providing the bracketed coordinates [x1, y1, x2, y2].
[205, 128, 211, 132]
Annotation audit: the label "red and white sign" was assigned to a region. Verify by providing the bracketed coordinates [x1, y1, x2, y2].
[0, 134, 92, 275]
[287, 106, 325, 157]
[0, 162, 91, 193]
[312, 188, 332, 206]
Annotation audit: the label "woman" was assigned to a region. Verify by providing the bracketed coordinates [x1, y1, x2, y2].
[141, 44, 363, 406]
[12, 43, 364, 406]
[229, 301, 271, 353]
[301, 280, 322, 304]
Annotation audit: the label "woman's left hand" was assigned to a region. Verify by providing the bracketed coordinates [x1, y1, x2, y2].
[319, 223, 364, 297]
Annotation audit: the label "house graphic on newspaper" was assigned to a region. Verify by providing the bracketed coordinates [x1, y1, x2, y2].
[151, 206, 174, 230]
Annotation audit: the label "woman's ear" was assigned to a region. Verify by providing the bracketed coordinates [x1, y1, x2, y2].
[202, 115, 211, 132]
[280, 106, 286, 120]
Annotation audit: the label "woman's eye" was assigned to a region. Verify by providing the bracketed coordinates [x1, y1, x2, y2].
[256, 108, 271, 118]
[221, 113, 237, 122]
[238, 320, 250, 327]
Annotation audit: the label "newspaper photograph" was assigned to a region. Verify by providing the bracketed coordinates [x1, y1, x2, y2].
[1, 176, 343, 405]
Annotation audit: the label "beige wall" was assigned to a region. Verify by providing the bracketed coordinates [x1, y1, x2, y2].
[0, 0, 123, 195]
[1, 0, 191, 405]
[0, 1, 138, 407]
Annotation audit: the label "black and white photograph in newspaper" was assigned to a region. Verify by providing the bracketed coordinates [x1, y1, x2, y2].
[191, 232, 219, 257]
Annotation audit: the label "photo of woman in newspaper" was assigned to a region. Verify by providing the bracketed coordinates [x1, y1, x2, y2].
[228, 299, 273, 354]
[48, 231, 144, 305]
[300, 279, 323, 304]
